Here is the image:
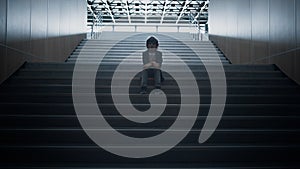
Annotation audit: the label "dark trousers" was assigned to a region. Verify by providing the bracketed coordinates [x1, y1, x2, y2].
[141, 69, 161, 88]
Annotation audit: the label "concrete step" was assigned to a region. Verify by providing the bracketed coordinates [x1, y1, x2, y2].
[77, 50, 220, 56]
[72, 51, 223, 55]
[22, 63, 278, 71]
[75, 46, 220, 50]
[5, 78, 295, 86]
[74, 49, 222, 53]
[69, 56, 227, 60]
[81, 40, 215, 43]
[1, 163, 298, 169]
[86, 40, 213, 43]
[70, 54, 227, 59]
[67, 61, 228, 65]
[1, 85, 300, 95]
[79, 43, 217, 46]
[1, 94, 299, 104]
[66, 59, 230, 63]
[0, 145, 299, 165]
[78, 44, 218, 49]
[76, 46, 221, 50]
[1, 103, 299, 116]
[9, 74, 292, 82]
[68, 56, 228, 61]
[1, 115, 300, 131]
[0, 128, 299, 145]
[69, 54, 226, 58]
[17, 69, 283, 76]
[66, 58, 230, 64]
[10, 70, 290, 80]
[15, 70, 285, 78]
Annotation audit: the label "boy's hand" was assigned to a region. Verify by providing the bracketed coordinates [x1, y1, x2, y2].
[143, 62, 160, 69]
[152, 62, 160, 69]
[143, 63, 152, 69]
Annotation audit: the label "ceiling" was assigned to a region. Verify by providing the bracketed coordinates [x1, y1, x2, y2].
[87, 0, 209, 26]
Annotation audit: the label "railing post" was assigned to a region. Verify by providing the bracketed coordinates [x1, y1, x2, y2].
[91, 21, 95, 39]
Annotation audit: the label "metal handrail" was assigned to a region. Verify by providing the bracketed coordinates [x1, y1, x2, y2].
[188, 12, 209, 41]
[246, 47, 300, 64]
[90, 11, 103, 39]
[87, 2, 103, 39]
[0, 42, 48, 61]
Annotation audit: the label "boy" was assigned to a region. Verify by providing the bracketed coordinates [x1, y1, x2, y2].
[140, 36, 163, 94]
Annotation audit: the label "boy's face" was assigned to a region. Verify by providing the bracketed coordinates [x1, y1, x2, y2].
[147, 43, 158, 52]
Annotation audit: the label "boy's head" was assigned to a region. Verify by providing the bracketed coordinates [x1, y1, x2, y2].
[146, 36, 159, 52]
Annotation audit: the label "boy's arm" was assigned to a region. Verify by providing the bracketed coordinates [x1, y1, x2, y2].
[158, 52, 163, 65]
[152, 52, 162, 69]
[143, 52, 152, 69]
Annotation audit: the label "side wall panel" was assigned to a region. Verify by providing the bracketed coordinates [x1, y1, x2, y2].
[209, 0, 300, 84]
[0, 0, 87, 83]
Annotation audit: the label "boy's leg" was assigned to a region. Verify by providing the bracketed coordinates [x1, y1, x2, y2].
[141, 69, 148, 92]
[153, 69, 161, 89]
[141, 69, 148, 87]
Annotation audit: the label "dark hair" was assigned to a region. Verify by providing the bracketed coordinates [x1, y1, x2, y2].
[146, 36, 159, 48]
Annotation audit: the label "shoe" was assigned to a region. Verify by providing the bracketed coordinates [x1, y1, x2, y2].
[155, 86, 161, 90]
[153, 89, 163, 95]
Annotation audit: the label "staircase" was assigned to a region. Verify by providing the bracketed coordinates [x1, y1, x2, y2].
[0, 32, 300, 168]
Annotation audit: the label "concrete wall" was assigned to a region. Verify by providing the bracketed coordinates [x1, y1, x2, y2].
[0, 0, 87, 84]
[209, 0, 300, 84]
